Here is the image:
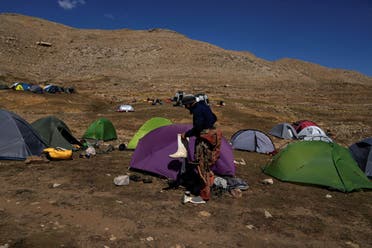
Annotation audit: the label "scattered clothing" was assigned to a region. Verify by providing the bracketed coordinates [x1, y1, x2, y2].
[225, 177, 249, 191]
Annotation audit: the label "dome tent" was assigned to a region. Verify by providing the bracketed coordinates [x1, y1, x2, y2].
[292, 120, 318, 133]
[83, 118, 117, 141]
[230, 129, 275, 154]
[130, 124, 235, 180]
[127, 117, 172, 149]
[269, 123, 298, 140]
[297, 126, 332, 142]
[0, 109, 46, 160]
[11, 82, 31, 91]
[263, 141, 372, 192]
[32, 116, 81, 150]
[349, 137, 372, 178]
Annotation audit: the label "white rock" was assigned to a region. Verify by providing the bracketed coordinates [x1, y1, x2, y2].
[325, 194, 332, 198]
[113, 175, 129, 186]
[174, 244, 186, 248]
[261, 178, 274, 185]
[264, 210, 273, 218]
[199, 211, 211, 217]
[345, 241, 360, 248]
[246, 224, 255, 229]
[146, 236, 154, 242]
[53, 183, 61, 188]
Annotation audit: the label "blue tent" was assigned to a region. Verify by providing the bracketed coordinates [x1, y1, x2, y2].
[11, 82, 31, 91]
[0, 109, 46, 160]
[44, 85, 64, 93]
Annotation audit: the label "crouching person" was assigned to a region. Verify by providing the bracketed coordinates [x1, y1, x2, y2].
[181, 94, 222, 201]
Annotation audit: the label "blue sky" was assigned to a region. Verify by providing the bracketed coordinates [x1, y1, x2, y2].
[1, 0, 372, 76]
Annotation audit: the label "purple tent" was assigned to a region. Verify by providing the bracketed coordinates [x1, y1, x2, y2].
[130, 124, 235, 180]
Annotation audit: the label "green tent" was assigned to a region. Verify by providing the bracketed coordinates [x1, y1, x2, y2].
[127, 117, 172, 149]
[32, 116, 81, 150]
[83, 118, 117, 141]
[263, 141, 372, 192]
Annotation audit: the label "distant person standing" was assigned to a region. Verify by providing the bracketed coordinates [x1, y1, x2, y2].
[172, 94, 222, 201]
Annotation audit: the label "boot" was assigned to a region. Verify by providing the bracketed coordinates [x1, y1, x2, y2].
[169, 134, 188, 158]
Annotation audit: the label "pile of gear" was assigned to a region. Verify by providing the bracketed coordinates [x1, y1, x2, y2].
[171, 91, 209, 106]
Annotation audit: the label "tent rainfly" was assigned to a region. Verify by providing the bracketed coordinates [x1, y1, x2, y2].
[130, 124, 235, 180]
[127, 117, 172, 149]
[83, 118, 117, 141]
[230, 129, 275, 154]
[349, 137, 372, 178]
[0, 109, 46, 160]
[269, 123, 298, 139]
[292, 120, 318, 133]
[297, 126, 332, 142]
[263, 141, 372, 192]
[32, 116, 81, 150]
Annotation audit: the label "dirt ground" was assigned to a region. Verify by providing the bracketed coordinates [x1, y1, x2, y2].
[0, 82, 371, 248]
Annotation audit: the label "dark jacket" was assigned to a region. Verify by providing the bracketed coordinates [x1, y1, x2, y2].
[185, 102, 217, 137]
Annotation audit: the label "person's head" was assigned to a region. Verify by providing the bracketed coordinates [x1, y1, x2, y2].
[181, 94, 196, 109]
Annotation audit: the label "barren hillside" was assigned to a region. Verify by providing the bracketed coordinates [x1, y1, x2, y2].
[1, 13, 371, 86]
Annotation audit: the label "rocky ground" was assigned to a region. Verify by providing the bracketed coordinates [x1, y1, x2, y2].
[0, 84, 371, 248]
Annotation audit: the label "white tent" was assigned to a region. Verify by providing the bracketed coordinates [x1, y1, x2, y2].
[298, 126, 332, 142]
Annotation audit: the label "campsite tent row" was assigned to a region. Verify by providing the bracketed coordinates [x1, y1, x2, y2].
[228, 126, 371, 190]
[269, 120, 332, 142]
[0, 110, 236, 181]
[10, 82, 74, 94]
[0, 109, 117, 160]
[1, 109, 370, 192]
[267, 120, 371, 180]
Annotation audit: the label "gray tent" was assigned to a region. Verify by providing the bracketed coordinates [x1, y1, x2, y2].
[230, 129, 275, 154]
[349, 137, 372, 178]
[0, 109, 46, 160]
[269, 123, 298, 139]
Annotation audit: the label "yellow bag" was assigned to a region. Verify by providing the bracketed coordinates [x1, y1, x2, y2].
[43, 147, 73, 160]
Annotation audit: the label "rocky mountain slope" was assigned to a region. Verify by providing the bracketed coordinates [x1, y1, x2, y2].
[0, 13, 371, 86]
